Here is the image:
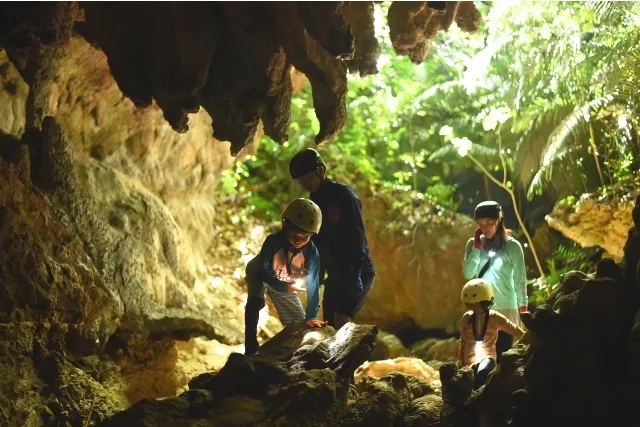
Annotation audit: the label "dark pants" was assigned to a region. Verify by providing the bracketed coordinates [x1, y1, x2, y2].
[323, 268, 375, 327]
[496, 331, 514, 363]
[472, 358, 496, 389]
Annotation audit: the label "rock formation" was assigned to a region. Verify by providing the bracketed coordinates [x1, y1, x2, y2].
[100, 322, 447, 427]
[0, 113, 257, 425]
[546, 191, 638, 261]
[101, 322, 378, 426]
[0, 2, 483, 154]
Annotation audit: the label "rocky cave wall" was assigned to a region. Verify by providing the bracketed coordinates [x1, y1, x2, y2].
[0, 39, 261, 425]
[360, 188, 475, 334]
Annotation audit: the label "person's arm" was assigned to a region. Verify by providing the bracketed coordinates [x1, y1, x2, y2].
[256, 236, 291, 293]
[494, 312, 525, 339]
[304, 245, 321, 321]
[462, 238, 483, 279]
[334, 188, 367, 297]
[508, 239, 528, 312]
[339, 188, 368, 270]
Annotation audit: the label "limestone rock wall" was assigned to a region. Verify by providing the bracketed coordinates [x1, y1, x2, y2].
[359, 189, 476, 333]
[0, 36, 261, 425]
[0, 38, 255, 346]
[546, 191, 638, 261]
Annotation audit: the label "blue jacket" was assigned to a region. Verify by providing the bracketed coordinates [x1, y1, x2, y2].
[462, 236, 528, 310]
[311, 179, 374, 293]
[252, 230, 321, 321]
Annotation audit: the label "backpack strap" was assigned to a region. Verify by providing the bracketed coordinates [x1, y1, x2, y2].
[477, 252, 497, 279]
[477, 238, 505, 279]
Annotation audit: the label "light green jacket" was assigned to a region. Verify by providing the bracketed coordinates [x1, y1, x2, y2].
[462, 236, 528, 310]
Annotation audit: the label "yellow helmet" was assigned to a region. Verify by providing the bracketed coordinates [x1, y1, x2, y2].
[281, 198, 322, 234]
[461, 279, 494, 304]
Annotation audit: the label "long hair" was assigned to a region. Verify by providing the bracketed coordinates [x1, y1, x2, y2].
[497, 218, 512, 241]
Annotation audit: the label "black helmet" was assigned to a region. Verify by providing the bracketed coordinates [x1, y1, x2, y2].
[474, 201, 502, 220]
[289, 148, 325, 179]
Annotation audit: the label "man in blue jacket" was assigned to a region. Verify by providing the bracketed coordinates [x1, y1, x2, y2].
[289, 148, 376, 330]
[244, 198, 326, 356]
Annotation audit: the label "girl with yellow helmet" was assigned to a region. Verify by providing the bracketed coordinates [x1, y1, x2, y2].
[458, 278, 525, 388]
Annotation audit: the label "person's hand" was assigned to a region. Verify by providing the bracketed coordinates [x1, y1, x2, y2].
[473, 228, 483, 249]
[306, 319, 327, 328]
[519, 306, 528, 313]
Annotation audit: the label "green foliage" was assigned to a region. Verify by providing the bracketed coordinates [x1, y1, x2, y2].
[531, 243, 597, 305]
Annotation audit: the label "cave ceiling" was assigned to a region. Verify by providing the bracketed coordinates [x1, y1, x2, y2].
[0, 1, 482, 155]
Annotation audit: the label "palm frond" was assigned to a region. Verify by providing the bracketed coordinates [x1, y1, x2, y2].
[512, 102, 573, 189]
[412, 80, 474, 111]
[617, 39, 640, 105]
[587, 1, 637, 24]
[526, 95, 615, 199]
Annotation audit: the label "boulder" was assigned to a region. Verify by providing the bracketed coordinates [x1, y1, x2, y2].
[411, 337, 459, 364]
[341, 373, 414, 427]
[101, 322, 378, 426]
[355, 357, 441, 388]
[402, 393, 443, 427]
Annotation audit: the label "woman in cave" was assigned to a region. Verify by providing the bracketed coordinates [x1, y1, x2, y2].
[458, 278, 524, 388]
[462, 201, 527, 362]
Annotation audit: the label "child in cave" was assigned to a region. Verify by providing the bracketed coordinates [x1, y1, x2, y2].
[458, 278, 525, 388]
[243, 198, 327, 356]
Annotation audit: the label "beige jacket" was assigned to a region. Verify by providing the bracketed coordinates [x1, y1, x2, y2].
[458, 310, 524, 367]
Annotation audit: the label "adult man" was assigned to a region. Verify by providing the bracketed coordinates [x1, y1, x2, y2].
[288, 148, 375, 329]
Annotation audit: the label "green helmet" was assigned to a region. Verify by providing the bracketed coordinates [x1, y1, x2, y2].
[281, 198, 322, 234]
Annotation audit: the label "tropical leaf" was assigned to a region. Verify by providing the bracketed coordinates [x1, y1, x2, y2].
[526, 95, 616, 198]
[513, 116, 566, 191]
